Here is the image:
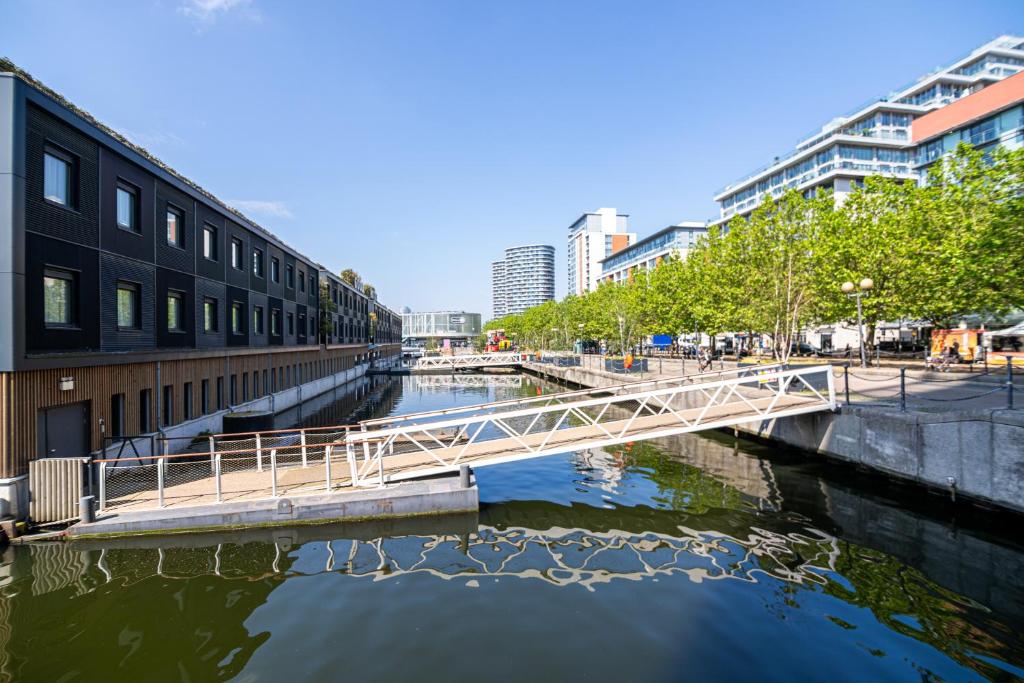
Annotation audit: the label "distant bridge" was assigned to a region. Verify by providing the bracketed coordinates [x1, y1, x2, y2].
[412, 353, 528, 371]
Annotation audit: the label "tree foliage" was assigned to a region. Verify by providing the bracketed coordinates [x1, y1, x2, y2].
[486, 145, 1024, 357]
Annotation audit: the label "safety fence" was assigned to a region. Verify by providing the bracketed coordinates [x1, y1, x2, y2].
[833, 358, 1020, 411]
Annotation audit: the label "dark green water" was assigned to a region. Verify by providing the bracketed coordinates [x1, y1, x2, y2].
[3, 374, 1024, 682]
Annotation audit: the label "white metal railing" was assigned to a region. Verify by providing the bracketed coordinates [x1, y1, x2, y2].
[345, 365, 836, 487]
[413, 353, 528, 370]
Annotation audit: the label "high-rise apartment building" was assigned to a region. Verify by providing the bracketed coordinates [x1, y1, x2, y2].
[491, 245, 555, 317]
[713, 35, 1024, 226]
[491, 260, 506, 319]
[600, 222, 708, 285]
[567, 208, 635, 295]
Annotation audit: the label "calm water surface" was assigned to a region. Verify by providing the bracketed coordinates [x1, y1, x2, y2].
[3, 373, 1024, 682]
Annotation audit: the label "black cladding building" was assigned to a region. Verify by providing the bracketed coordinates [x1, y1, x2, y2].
[0, 59, 401, 516]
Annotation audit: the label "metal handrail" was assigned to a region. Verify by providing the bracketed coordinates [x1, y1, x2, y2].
[360, 362, 784, 428]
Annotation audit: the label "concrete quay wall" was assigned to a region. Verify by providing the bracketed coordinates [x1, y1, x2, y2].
[521, 362, 1024, 514]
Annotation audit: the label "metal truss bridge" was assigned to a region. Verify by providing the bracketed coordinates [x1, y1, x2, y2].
[345, 364, 836, 487]
[412, 353, 527, 371]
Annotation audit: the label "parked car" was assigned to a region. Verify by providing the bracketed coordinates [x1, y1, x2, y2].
[788, 342, 820, 357]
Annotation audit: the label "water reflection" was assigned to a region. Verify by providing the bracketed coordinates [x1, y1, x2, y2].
[1, 373, 1023, 682]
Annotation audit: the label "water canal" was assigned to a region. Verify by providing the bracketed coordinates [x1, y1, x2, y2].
[2, 373, 1023, 682]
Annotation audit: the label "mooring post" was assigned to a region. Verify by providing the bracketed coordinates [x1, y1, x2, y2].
[899, 367, 906, 413]
[1008, 357, 1014, 410]
[844, 363, 851, 405]
[98, 462, 107, 511]
[215, 453, 222, 503]
[256, 433, 263, 472]
[270, 449, 278, 497]
[460, 464, 471, 488]
[79, 495, 95, 523]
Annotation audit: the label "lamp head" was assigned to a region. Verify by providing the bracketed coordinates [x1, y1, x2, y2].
[859, 278, 874, 291]
[841, 281, 855, 294]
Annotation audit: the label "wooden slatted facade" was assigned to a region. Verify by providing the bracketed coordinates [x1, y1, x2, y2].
[0, 344, 399, 479]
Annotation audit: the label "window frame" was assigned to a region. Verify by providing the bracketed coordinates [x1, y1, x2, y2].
[253, 305, 265, 335]
[270, 257, 280, 283]
[166, 204, 185, 249]
[287, 311, 295, 336]
[42, 266, 77, 329]
[231, 237, 244, 270]
[203, 297, 219, 334]
[43, 146, 77, 209]
[167, 290, 185, 333]
[252, 248, 265, 278]
[271, 309, 281, 336]
[285, 264, 294, 289]
[116, 281, 141, 330]
[231, 301, 244, 335]
[115, 180, 141, 234]
[202, 223, 218, 261]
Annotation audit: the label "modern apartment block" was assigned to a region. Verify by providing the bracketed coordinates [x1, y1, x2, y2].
[713, 35, 1024, 226]
[0, 60, 399, 516]
[600, 222, 708, 284]
[491, 259, 507, 319]
[492, 244, 555, 316]
[567, 208, 635, 295]
[913, 69, 1024, 173]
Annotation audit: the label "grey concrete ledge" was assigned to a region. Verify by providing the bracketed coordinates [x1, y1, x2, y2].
[69, 476, 478, 538]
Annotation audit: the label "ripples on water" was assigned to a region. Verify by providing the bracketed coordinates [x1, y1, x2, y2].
[1, 374, 1023, 682]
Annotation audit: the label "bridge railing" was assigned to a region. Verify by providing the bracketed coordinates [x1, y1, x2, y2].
[345, 365, 836, 487]
[360, 363, 786, 430]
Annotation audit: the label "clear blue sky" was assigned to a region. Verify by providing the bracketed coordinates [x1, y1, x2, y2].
[2, 1, 1021, 316]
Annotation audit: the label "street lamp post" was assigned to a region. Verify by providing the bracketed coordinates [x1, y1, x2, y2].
[842, 278, 874, 368]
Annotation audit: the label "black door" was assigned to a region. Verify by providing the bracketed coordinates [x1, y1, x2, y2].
[37, 402, 91, 458]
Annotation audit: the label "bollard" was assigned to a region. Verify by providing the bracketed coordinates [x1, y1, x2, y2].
[844, 364, 851, 405]
[1008, 357, 1015, 410]
[899, 367, 906, 413]
[459, 464, 471, 488]
[79, 496, 95, 523]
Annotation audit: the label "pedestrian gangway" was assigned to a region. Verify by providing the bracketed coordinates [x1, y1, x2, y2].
[95, 364, 834, 512]
[413, 353, 528, 370]
[346, 364, 836, 487]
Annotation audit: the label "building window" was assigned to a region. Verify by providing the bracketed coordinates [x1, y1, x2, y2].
[166, 205, 184, 247]
[231, 238, 243, 270]
[216, 376, 224, 410]
[271, 309, 281, 335]
[287, 312, 294, 336]
[203, 224, 218, 261]
[253, 305, 264, 334]
[204, 297, 218, 333]
[309, 275, 316, 294]
[116, 183, 139, 232]
[285, 264, 294, 289]
[43, 267, 75, 327]
[110, 393, 126, 439]
[232, 301, 244, 334]
[183, 382, 193, 421]
[253, 248, 264, 277]
[44, 148, 74, 207]
[167, 291, 184, 332]
[116, 282, 140, 330]
[271, 257, 280, 283]
[139, 389, 151, 433]
[299, 269, 306, 293]
[201, 379, 210, 415]
[242, 373, 249, 402]
[162, 384, 174, 427]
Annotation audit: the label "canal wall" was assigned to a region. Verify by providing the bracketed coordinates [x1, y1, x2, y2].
[521, 362, 1024, 514]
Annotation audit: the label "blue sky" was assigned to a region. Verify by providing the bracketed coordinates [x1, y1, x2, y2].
[2, 1, 1022, 316]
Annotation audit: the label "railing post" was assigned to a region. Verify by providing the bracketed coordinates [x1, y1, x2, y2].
[256, 433, 263, 471]
[99, 461, 107, 511]
[844, 363, 851, 405]
[208, 435, 216, 475]
[325, 445, 333, 491]
[378, 446, 385, 488]
[346, 443, 357, 486]
[899, 367, 906, 413]
[157, 457, 165, 508]
[215, 453, 222, 503]
[300, 429, 308, 467]
[1008, 357, 1014, 410]
[270, 449, 278, 497]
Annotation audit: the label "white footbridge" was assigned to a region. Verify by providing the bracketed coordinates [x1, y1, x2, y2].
[98, 364, 835, 511]
[346, 363, 835, 486]
[413, 353, 528, 371]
